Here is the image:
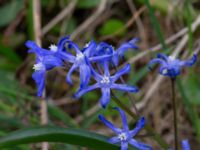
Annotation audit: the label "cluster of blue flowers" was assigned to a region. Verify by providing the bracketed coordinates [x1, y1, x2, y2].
[26, 36, 139, 108]
[26, 36, 196, 150]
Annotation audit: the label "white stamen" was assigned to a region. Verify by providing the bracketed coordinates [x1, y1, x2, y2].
[33, 62, 45, 71]
[168, 55, 175, 61]
[162, 69, 168, 74]
[84, 42, 90, 48]
[76, 53, 84, 60]
[49, 44, 58, 52]
[118, 133, 127, 141]
[100, 76, 110, 84]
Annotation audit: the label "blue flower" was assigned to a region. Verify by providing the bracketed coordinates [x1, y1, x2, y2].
[26, 41, 63, 97]
[75, 61, 138, 108]
[60, 38, 112, 88]
[99, 107, 153, 150]
[148, 53, 197, 78]
[182, 139, 190, 150]
[92, 38, 138, 66]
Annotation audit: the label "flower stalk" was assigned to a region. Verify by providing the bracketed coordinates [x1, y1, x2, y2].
[171, 78, 178, 150]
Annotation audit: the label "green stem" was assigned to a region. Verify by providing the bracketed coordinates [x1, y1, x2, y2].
[111, 93, 169, 149]
[113, 66, 139, 116]
[171, 78, 178, 150]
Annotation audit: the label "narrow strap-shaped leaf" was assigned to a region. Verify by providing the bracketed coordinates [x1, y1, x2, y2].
[0, 126, 119, 150]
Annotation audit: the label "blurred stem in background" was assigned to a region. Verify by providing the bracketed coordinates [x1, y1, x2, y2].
[32, 0, 49, 150]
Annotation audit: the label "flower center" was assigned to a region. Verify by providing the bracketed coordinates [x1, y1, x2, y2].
[168, 56, 175, 62]
[33, 62, 45, 71]
[76, 53, 84, 60]
[162, 69, 168, 74]
[118, 133, 127, 141]
[100, 76, 110, 84]
[49, 44, 58, 52]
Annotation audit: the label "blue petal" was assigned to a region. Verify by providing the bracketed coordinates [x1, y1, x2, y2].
[90, 65, 103, 81]
[113, 107, 129, 131]
[116, 38, 138, 57]
[26, 41, 52, 55]
[182, 139, 190, 150]
[112, 53, 119, 66]
[57, 36, 70, 51]
[32, 70, 45, 97]
[74, 83, 100, 98]
[66, 40, 81, 54]
[108, 136, 120, 144]
[79, 64, 91, 88]
[129, 117, 145, 137]
[82, 40, 97, 57]
[57, 52, 75, 63]
[111, 64, 131, 82]
[111, 83, 139, 93]
[179, 54, 197, 67]
[129, 139, 153, 150]
[100, 88, 111, 108]
[103, 61, 110, 76]
[89, 54, 112, 62]
[121, 142, 128, 150]
[66, 64, 78, 85]
[157, 53, 168, 61]
[148, 58, 166, 70]
[95, 42, 114, 55]
[98, 115, 121, 133]
[43, 55, 63, 70]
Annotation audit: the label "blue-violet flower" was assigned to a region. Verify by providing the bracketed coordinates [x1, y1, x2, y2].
[60, 37, 112, 88]
[99, 107, 153, 150]
[92, 38, 138, 66]
[148, 53, 197, 78]
[75, 61, 138, 108]
[26, 41, 63, 97]
[182, 139, 190, 150]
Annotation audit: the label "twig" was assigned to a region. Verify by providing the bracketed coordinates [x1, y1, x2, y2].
[126, 0, 147, 47]
[33, 0, 42, 46]
[100, 6, 146, 41]
[42, 0, 77, 35]
[33, 0, 48, 150]
[71, 0, 107, 40]
[126, 15, 200, 66]
[75, 103, 100, 123]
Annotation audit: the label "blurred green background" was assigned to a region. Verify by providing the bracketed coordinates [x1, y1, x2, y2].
[0, 0, 200, 149]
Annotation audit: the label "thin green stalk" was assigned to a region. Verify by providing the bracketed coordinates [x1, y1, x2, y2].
[111, 92, 169, 149]
[113, 65, 139, 116]
[144, 0, 167, 51]
[171, 78, 178, 150]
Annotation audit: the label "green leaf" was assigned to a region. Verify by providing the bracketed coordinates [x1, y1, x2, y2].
[177, 78, 200, 140]
[0, 126, 119, 150]
[99, 19, 126, 36]
[77, 0, 101, 9]
[0, 0, 23, 27]
[0, 43, 21, 64]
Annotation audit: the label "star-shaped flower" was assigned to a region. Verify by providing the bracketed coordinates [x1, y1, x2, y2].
[75, 61, 138, 108]
[60, 38, 112, 88]
[92, 38, 138, 66]
[99, 107, 153, 150]
[26, 41, 64, 97]
[148, 53, 197, 78]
